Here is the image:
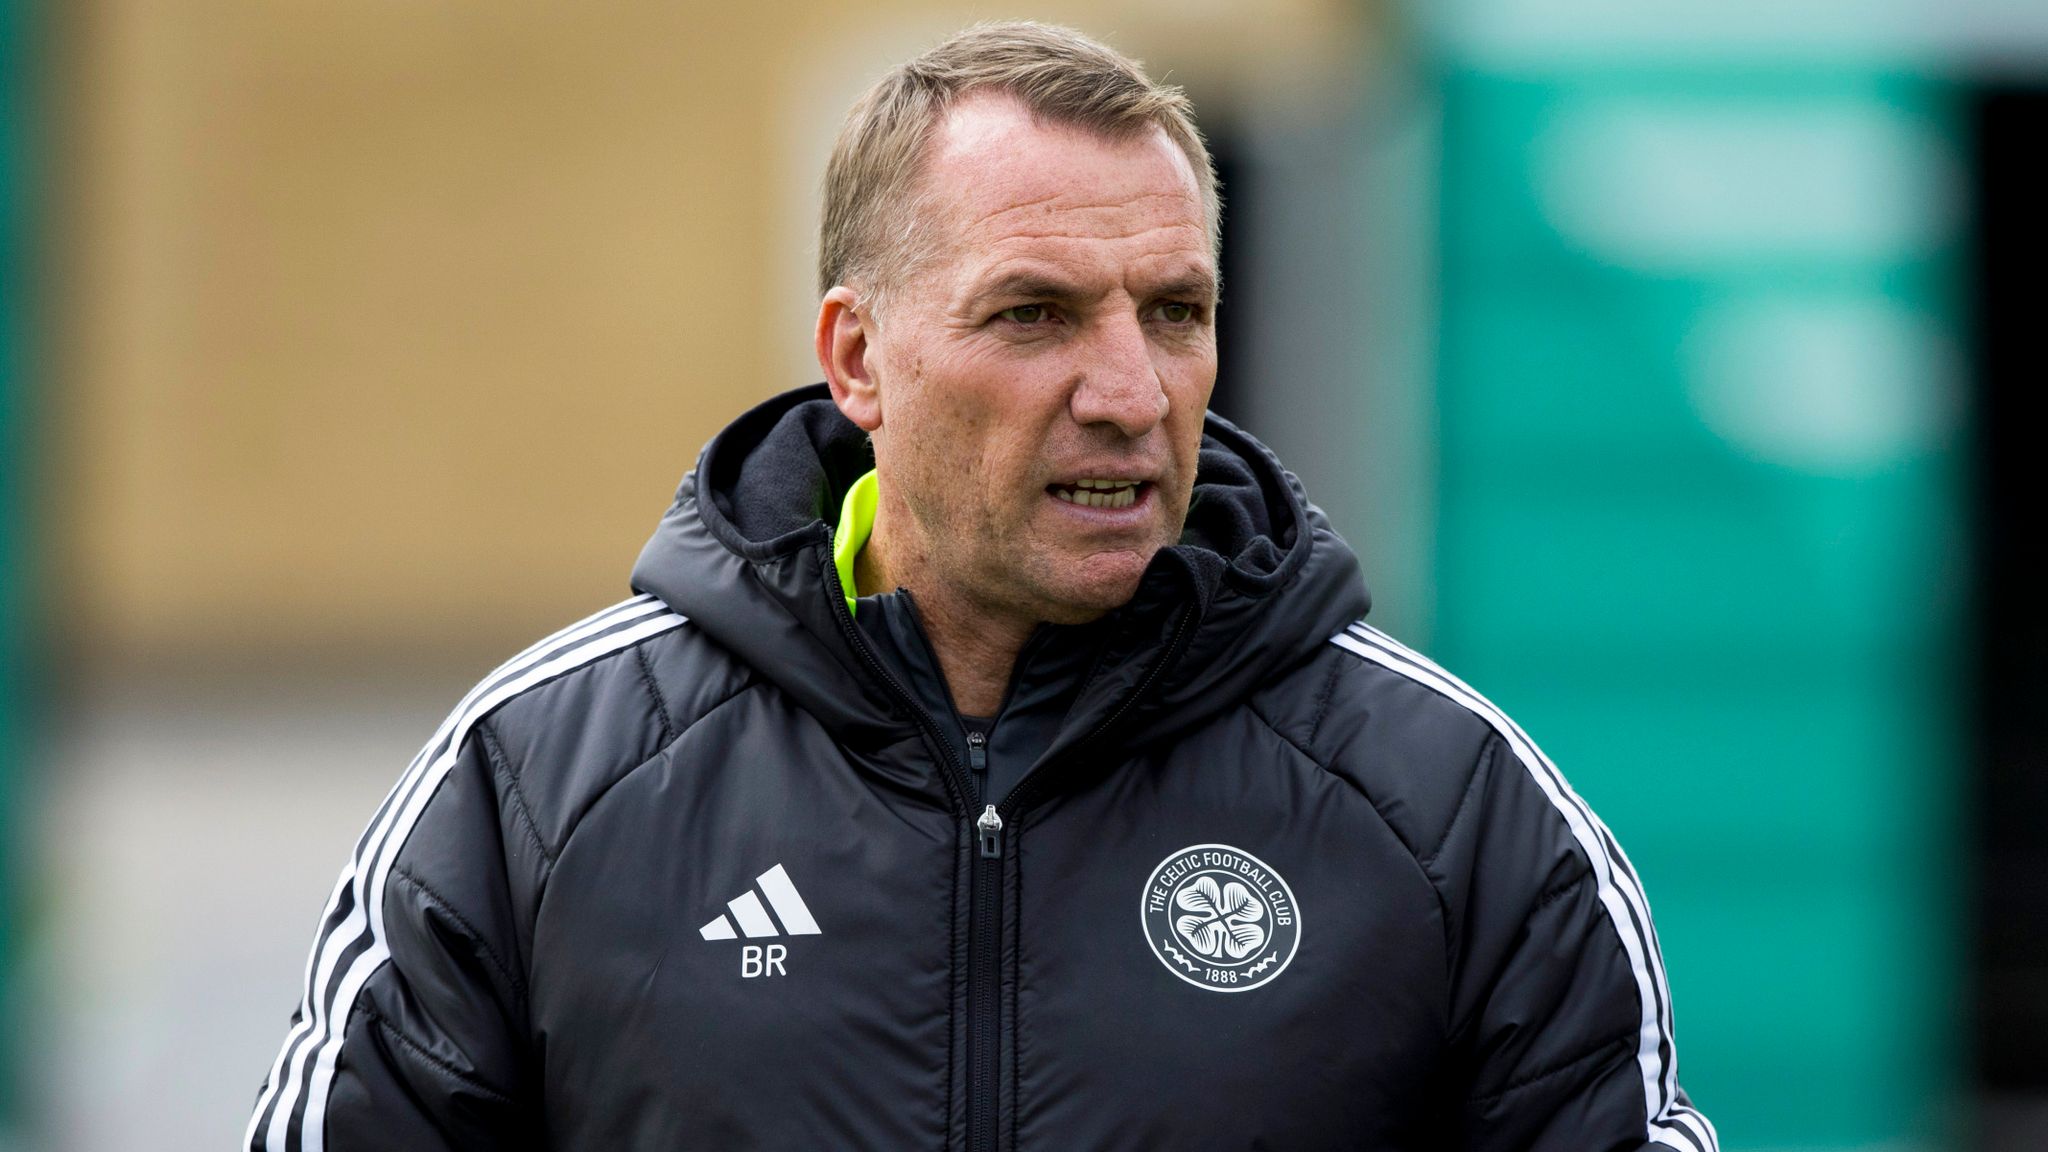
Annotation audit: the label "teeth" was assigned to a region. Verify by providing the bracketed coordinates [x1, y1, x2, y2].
[1052, 483, 1139, 509]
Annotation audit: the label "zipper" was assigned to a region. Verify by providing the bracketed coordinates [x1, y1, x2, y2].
[966, 729, 988, 774]
[966, 601, 1193, 1152]
[823, 541, 1197, 1152]
[970, 803, 1003, 1152]
[976, 804, 1003, 857]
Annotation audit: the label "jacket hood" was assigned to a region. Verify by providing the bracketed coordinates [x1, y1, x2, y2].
[631, 384, 1370, 769]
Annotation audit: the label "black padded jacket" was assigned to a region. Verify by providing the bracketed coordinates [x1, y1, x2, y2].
[246, 384, 1718, 1152]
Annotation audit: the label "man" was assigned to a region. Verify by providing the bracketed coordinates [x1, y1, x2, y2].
[248, 21, 1716, 1152]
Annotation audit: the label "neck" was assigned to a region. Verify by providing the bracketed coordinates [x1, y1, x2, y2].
[855, 504, 1039, 718]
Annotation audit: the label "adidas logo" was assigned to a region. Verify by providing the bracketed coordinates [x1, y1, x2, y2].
[699, 863, 822, 941]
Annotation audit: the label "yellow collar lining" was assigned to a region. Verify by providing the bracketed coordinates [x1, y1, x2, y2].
[832, 469, 879, 616]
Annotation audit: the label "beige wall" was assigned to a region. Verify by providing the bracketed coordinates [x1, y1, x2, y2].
[52, 1, 1371, 667]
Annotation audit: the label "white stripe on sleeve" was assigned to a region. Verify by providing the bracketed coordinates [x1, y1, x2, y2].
[247, 595, 686, 1152]
[1331, 622, 1718, 1152]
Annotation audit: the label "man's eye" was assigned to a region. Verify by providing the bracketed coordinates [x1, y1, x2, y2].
[998, 304, 1050, 324]
[1157, 301, 1196, 323]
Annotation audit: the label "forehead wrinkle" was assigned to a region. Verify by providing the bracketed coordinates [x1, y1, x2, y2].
[966, 185, 1206, 241]
[965, 189, 1064, 229]
[967, 188, 1196, 230]
[979, 219, 1206, 247]
[946, 211, 1206, 295]
[918, 185, 1200, 283]
[974, 218, 1210, 273]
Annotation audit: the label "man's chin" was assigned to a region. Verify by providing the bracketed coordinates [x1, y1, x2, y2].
[1024, 551, 1156, 624]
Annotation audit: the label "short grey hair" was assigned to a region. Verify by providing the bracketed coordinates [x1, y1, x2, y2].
[818, 20, 1220, 309]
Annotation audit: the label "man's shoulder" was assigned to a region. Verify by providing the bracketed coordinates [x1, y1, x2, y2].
[471, 593, 692, 737]
[1249, 619, 1521, 854]
[457, 593, 752, 836]
[1254, 620, 1499, 770]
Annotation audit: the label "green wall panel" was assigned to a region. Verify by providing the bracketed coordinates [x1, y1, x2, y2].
[1431, 62, 1966, 1150]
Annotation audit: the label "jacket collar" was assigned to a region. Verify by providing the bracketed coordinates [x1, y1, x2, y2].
[631, 384, 1371, 781]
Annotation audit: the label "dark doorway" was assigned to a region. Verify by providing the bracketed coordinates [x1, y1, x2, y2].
[1207, 133, 1253, 427]
[1971, 82, 2048, 1146]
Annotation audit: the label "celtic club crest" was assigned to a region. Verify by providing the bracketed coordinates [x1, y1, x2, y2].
[1141, 844, 1301, 992]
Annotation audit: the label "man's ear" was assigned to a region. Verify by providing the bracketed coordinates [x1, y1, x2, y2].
[817, 285, 882, 432]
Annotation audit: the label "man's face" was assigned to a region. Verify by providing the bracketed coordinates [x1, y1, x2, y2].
[859, 94, 1218, 624]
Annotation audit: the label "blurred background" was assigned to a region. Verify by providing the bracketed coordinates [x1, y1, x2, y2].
[1, 1, 2043, 1148]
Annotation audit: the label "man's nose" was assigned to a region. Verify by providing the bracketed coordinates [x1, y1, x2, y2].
[1069, 310, 1169, 438]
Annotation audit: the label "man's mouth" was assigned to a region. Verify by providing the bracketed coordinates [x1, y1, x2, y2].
[1047, 478, 1145, 509]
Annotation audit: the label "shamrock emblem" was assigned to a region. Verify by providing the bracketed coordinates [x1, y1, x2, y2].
[1173, 875, 1267, 961]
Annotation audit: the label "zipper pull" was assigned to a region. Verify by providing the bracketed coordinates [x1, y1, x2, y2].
[966, 729, 987, 773]
[976, 804, 1004, 858]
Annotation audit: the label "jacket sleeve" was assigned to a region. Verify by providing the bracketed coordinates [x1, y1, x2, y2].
[1432, 731, 1718, 1152]
[245, 727, 540, 1152]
